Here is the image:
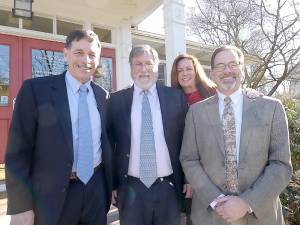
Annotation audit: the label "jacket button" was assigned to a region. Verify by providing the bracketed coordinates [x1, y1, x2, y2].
[126, 154, 129, 158]
[124, 175, 128, 178]
[62, 188, 67, 193]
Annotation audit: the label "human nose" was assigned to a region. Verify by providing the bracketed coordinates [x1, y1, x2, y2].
[223, 64, 232, 73]
[183, 68, 190, 75]
[141, 64, 147, 72]
[82, 54, 91, 64]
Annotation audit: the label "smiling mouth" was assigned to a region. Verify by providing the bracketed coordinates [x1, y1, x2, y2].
[77, 65, 92, 70]
[221, 76, 236, 81]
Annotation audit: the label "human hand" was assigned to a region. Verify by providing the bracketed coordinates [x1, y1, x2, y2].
[182, 183, 193, 198]
[10, 210, 34, 225]
[214, 196, 250, 223]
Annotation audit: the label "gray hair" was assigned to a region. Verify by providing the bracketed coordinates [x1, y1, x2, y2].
[129, 45, 160, 65]
[65, 29, 101, 49]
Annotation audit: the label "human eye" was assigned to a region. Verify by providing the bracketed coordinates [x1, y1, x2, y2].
[132, 63, 142, 69]
[213, 63, 225, 71]
[229, 62, 239, 69]
[89, 53, 96, 59]
[74, 50, 82, 55]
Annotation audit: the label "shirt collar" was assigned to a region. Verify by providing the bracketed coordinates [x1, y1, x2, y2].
[134, 83, 157, 96]
[66, 71, 92, 94]
[217, 88, 243, 105]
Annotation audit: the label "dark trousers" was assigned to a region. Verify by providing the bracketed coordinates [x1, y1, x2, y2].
[55, 166, 108, 225]
[117, 176, 181, 225]
[184, 198, 193, 225]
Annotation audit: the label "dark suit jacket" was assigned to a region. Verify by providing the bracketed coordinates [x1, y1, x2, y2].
[108, 84, 188, 203]
[5, 72, 112, 225]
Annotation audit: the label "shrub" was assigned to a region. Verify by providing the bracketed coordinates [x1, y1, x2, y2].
[280, 97, 300, 225]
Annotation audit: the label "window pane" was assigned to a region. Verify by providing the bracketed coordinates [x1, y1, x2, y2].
[0, 45, 10, 106]
[94, 57, 113, 92]
[23, 15, 53, 33]
[0, 10, 18, 28]
[93, 27, 112, 43]
[57, 20, 82, 36]
[158, 63, 166, 85]
[32, 49, 67, 78]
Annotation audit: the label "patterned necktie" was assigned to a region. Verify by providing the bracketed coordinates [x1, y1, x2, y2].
[77, 84, 94, 184]
[139, 91, 157, 188]
[222, 97, 239, 193]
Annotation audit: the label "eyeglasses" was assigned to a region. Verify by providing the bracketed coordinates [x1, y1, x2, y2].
[213, 62, 242, 72]
[131, 62, 155, 70]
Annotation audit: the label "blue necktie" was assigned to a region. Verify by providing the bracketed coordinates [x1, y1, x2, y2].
[77, 84, 94, 184]
[139, 91, 157, 188]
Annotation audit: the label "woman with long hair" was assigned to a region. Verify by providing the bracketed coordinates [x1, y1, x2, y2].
[171, 53, 216, 225]
[171, 53, 216, 106]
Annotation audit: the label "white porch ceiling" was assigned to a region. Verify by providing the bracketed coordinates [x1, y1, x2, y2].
[35, 0, 162, 27]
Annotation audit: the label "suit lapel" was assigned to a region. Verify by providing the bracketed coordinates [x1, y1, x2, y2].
[239, 95, 259, 164]
[91, 82, 105, 129]
[124, 87, 134, 148]
[51, 73, 73, 157]
[156, 84, 170, 149]
[205, 95, 225, 156]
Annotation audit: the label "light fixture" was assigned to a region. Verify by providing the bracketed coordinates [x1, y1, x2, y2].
[12, 0, 33, 19]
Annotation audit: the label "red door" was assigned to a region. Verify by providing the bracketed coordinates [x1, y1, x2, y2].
[0, 34, 20, 163]
[0, 35, 115, 163]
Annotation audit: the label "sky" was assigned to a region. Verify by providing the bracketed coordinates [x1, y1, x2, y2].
[138, 0, 300, 42]
[138, 0, 197, 36]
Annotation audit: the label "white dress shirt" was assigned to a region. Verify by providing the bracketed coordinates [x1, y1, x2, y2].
[128, 84, 173, 178]
[65, 71, 102, 172]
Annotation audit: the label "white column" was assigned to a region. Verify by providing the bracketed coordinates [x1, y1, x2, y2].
[163, 0, 186, 86]
[112, 20, 132, 90]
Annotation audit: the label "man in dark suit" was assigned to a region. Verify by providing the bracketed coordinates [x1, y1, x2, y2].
[109, 45, 188, 225]
[5, 30, 112, 225]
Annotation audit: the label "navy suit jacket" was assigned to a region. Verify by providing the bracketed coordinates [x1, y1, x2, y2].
[5, 72, 112, 225]
[108, 84, 188, 203]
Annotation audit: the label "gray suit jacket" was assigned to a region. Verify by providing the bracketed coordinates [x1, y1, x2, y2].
[180, 93, 292, 225]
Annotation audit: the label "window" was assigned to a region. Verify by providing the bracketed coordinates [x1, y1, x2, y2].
[0, 45, 10, 106]
[57, 20, 82, 36]
[94, 57, 113, 92]
[93, 27, 112, 43]
[0, 9, 18, 28]
[157, 63, 166, 85]
[23, 15, 53, 33]
[31, 49, 67, 78]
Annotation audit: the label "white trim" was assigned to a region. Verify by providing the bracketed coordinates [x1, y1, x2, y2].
[0, 25, 116, 48]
